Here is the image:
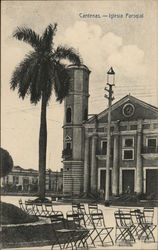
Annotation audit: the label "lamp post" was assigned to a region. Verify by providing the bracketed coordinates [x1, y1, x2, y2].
[104, 67, 115, 205]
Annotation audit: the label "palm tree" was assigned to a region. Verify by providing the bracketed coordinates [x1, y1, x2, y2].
[10, 23, 81, 200]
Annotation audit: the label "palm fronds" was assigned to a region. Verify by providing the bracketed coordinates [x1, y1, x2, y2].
[54, 46, 82, 66]
[11, 23, 82, 104]
[54, 63, 70, 103]
[10, 52, 38, 97]
[13, 27, 41, 51]
[41, 23, 57, 52]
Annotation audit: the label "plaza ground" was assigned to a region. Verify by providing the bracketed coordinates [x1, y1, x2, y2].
[1, 195, 158, 250]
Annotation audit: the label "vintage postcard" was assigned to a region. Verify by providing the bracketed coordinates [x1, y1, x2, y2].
[1, 0, 158, 249]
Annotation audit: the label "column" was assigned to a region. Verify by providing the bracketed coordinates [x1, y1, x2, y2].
[112, 133, 119, 195]
[90, 134, 98, 194]
[136, 120, 143, 194]
[83, 135, 90, 193]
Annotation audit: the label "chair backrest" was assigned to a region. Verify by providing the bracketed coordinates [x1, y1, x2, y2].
[130, 209, 145, 225]
[130, 210, 139, 225]
[66, 211, 81, 227]
[34, 203, 45, 215]
[50, 213, 65, 228]
[114, 211, 124, 228]
[25, 200, 34, 208]
[79, 203, 87, 214]
[24, 201, 35, 214]
[90, 211, 105, 228]
[120, 211, 132, 226]
[72, 203, 81, 213]
[88, 203, 98, 214]
[143, 207, 154, 224]
[118, 208, 130, 213]
[44, 203, 53, 209]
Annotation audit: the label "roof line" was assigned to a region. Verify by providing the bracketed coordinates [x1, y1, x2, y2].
[87, 94, 158, 123]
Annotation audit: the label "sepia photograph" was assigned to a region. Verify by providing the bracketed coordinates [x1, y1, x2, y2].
[1, 0, 158, 249]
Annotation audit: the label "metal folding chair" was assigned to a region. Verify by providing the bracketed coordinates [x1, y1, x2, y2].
[88, 204, 104, 227]
[88, 203, 99, 214]
[130, 209, 141, 238]
[79, 203, 91, 226]
[25, 200, 35, 215]
[90, 211, 114, 246]
[70, 207, 96, 248]
[44, 203, 55, 217]
[132, 209, 156, 242]
[114, 211, 135, 244]
[143, 207, 154, 225]
[72, 203, 91, 226]
[34, 203, 47, 217]
[66, 211, 89, 248]
[44, 203, 61, 217]
[51, 213, 80, 250]
[72, 203, 80, 213]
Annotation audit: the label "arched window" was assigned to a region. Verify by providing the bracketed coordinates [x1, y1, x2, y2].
[66, 107, 71, 123]
[84, 108, 88, 121]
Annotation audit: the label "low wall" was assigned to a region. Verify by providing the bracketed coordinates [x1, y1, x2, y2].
[1, 219, 84, 249]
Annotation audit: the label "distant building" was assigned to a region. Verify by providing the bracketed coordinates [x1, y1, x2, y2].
[62, 65, 158, 197]
[1, 166, 63, 193]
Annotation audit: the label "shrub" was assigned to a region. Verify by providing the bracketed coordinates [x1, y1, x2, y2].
[0, 148, 13, 178]
[0, 202, 39, 225]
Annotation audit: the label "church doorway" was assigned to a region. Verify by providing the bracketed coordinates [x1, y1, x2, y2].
[122, 169, 134, 194]
[146, 169, 158, 197]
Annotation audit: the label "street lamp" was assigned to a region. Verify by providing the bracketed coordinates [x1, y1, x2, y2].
[104, 67, 115, 206]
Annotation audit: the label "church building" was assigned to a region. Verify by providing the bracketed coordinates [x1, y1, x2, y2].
[62, 65, 158, 197]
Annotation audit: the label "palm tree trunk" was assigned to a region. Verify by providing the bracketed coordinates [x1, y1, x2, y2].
[38, 92, 47, 200]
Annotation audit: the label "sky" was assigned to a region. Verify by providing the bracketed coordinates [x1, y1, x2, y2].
[1, 0, 158, 171]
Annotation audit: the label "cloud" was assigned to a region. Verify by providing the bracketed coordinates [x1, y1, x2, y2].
[58, 21, 122, 71]
[55, 20, 158, 110]
[56, 21, 145, 82]
[108, 45, 145, 78]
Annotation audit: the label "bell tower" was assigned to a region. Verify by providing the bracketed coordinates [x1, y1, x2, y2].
[62, 64, 90, 195]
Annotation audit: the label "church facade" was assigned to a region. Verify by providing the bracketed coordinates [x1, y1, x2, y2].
[62, 65, 158, 197]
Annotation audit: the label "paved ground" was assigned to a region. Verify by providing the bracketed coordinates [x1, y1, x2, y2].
[2, 196, 158, 250]
[3, 242, 158, 250]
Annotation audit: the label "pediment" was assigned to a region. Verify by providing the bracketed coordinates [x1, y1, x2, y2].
[87, 95, 158, 124]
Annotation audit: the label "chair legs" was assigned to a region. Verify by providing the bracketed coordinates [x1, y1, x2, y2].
[92, 227, 114, 246]
[137, 224, 156, 242]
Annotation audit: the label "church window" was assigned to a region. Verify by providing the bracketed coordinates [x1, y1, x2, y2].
[130, 125, 137, 130]
[143, 124, 150, 129]
[66, 107, 71, 123]
[122, 137, 134, 160]
[122, 149, 134, 160]
[147, 138, 156, 148]
[154, 123, 158, 129]
[66, 142, 71, 150]
[146, 138, 157, 153]
[123, 138, 134, 147]
[101, 140, 107, 155]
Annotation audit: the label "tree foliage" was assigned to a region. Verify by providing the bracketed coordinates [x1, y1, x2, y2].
[10, 23, 81, 199]
[10, 23, 81, 105]
[0, 148, 13, 178]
